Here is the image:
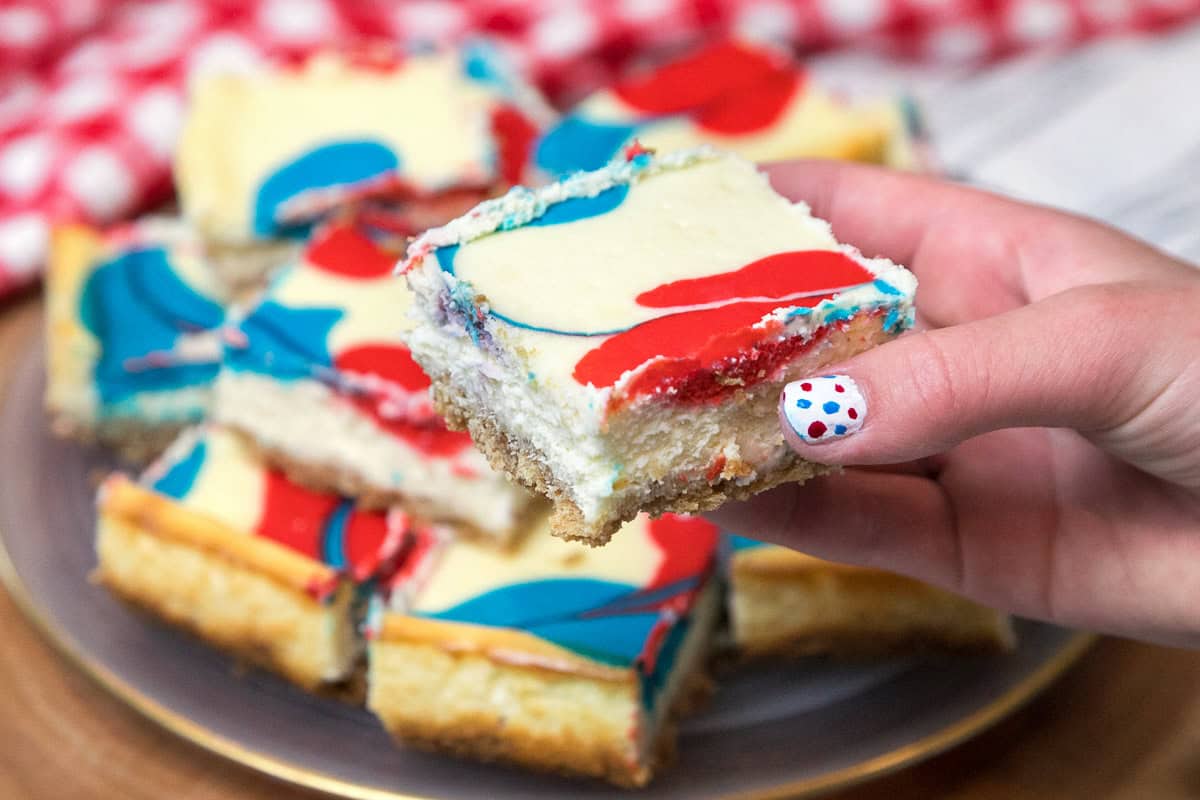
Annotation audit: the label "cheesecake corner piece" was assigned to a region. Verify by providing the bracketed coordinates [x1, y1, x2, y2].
[94, 425, 407, 690]
[365, 512, 721, 786]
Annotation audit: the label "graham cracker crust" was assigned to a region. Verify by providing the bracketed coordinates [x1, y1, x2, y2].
[98, 575, 365, 699]
[429, 380, 830, 545]
[48, 414, 186, 465]
[380, 716, 664, 789]
[376, 666, 707, 789]
[734, 630, 1018, 663]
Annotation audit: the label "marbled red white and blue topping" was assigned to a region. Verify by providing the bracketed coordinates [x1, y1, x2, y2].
[145, 427, 406, 598]
[78, 219, 225, 416]
[535, 41, 804, 176]
[383, 513, 718, 706]
[270, 44, 545, 238]
[727, 534, 769, 553]
[254, 44, 544, 239]
[403, 148, 916, 413]
[179, 42, 550, 243]
[225, 222, 474, 460]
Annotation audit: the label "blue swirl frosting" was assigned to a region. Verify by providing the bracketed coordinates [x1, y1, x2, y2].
[420, 575, 703, 710]
[534, 114, 640, 176]
[224, 297, 342, 381]
[252, 140, 400, 238]
[80, 245, 224, 406]
[431, 186, 633, 337]
[150, 438, 208, 499]
[728, 534, 768, 552]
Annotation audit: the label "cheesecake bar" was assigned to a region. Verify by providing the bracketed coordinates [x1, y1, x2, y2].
[176, 42, 550, 256]
[95, 425, 407, 690]
[215, 221, 536, 545]
[727, 537, 1016, 657]
[367, 512, 719, 786]
[45, 219, 227, 462]
[401, 148, 917, 543]
[534, 40, 896, 177]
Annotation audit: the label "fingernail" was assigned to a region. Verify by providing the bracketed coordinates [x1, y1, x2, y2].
[781, 375, 865, 443]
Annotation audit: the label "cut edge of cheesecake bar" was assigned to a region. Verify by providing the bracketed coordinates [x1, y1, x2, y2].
[728, 546, 1017, 658]
[241, 431, 548, 550]
[424, 310, 893, 545]
[94, 471, 362, 691]
[366, 578, 721, 787]
[428, 374, 833, 545]
[45, 224, 102, 437]
[44, 224, 214, 463]
[214, 369, 542, 549]
[425, 310, 898, 544]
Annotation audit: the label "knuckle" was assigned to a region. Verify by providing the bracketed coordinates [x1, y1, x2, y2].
[1045, 281, 1197, 427]
[902, 330, 969, 417]
[1066, 282, 1129, 323]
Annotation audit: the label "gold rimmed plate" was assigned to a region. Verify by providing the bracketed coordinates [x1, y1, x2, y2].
[0, 332, 1092, 799]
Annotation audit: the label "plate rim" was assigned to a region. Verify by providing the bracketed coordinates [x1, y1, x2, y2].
[0, 324, 1096, 800]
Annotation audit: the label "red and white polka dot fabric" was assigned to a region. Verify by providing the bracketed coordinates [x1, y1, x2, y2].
[1, 0, 1197, 295]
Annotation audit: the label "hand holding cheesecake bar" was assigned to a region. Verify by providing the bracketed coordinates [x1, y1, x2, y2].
[714, 160, 1200, 649]
[400, 147, 917, 544]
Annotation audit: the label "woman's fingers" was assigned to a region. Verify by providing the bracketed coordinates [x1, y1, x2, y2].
[777, 281, 1200, 488]
[763, 160, 992, 268]
[762, 160, 1195, 327]
[709, 429, 1200, 647]
[708, 469, 964, 588]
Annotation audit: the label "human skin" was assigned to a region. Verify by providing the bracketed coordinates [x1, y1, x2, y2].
[708, 160, 1200, 648]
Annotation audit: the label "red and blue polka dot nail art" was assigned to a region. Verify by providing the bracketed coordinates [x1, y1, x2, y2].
[781, 374, 865, 443]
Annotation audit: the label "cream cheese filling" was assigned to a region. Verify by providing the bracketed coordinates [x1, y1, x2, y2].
[214, 371, 528, 537]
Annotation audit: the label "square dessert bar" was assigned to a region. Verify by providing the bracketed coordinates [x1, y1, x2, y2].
[175, 42, 551, 257]
[401, 149, 917, 543]
[45, 218, 228, 462]
[727, 537, 1016, 657]
[95, 425, 407, 690]
[215, 221, 536, 545]
[533, 40, 904, 177]
[367, 512, 720, 787]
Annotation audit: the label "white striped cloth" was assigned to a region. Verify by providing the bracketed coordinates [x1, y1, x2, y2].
[815, 20, 1200, 265]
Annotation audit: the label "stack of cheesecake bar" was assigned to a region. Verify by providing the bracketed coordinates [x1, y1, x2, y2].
[45, 39, 1013, 788]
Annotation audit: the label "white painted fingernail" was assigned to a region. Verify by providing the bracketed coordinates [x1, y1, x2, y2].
[781, 375, 865, 443]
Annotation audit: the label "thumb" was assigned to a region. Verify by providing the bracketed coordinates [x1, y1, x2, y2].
[779, 282, 1189, 471]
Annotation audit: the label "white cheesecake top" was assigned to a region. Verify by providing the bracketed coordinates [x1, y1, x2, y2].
[66, 217, 226, 409]
[176, 43, 550, 243]
[378, 512, 718, 679]
[138, 426, 406, 591]
[533, 40, 892, 177]
[225, 221, 483, 453]
[403, 149, 916, 416]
